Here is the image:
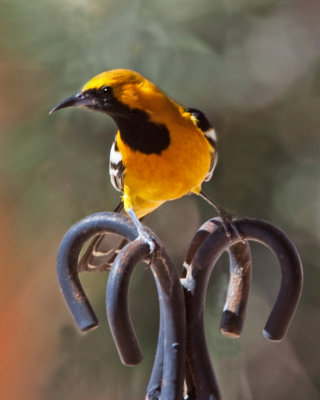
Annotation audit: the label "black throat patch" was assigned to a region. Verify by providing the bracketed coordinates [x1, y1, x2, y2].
[114, 108, 170, 155]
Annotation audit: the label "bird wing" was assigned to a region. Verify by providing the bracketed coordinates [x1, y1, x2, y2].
[109, 138, 124, 192]
[185, 107, 218, 182]
[204, 148, 218, 182]
[78, 137, 126, 272]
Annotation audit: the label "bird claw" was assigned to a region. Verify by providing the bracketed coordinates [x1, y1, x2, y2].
[198, 191, 244, 243]
[218, 210, 244, 243]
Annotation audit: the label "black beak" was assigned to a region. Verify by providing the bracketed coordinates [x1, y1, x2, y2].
[49, 92, 96, 114]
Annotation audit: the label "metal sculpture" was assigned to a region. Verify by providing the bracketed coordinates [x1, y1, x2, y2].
[57, 212, 303, 399]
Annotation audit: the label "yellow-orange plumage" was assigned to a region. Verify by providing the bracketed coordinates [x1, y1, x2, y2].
[82, 69, 214, 218]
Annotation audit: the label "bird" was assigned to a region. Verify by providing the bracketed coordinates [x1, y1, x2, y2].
[50, 69, 228, 271]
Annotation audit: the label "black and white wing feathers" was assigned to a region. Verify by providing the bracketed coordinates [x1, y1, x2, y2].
[109, 139, 125, 192]
[186, 107, 218, 182]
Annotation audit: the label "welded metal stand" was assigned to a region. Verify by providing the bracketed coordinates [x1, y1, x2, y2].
[57, 212, 303, 400]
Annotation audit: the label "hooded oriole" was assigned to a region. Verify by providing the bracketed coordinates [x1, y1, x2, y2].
[51, 69, 223, 270]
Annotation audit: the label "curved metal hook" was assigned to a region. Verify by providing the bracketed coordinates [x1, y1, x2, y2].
[56, 212, 138, 332]
[183, 219, 252, 338]
[182, 217, 303, 400]
[57, 213, 302, 400]
[221, 240, 252, 338]
[106, 233, 186, 399]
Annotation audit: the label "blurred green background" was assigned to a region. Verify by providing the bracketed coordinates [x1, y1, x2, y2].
[1, 0, 320, 399]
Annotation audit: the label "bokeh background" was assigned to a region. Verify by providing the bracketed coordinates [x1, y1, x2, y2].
[1, 0, 320, 399]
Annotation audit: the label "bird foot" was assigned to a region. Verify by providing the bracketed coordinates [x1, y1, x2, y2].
[128, 207, 156, 254]
[217, 209, 244, 243]
[198, 191, 244, 243]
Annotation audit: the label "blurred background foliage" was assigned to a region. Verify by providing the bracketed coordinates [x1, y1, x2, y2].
[0, 0, 320, 399]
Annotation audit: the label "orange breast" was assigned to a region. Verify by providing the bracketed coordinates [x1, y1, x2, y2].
[117, 112, 212, 210]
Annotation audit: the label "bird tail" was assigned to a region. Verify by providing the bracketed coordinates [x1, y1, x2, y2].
[78, 202, 147, 272]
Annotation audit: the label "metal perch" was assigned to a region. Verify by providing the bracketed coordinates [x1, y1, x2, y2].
[182, 217, 303, 400]
[56, 213, 303, 400]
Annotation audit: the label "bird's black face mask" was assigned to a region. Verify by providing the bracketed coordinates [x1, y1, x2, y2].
[49, 86, 114, 114]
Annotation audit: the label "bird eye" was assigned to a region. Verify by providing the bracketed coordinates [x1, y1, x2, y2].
[101, 86, 110, 96]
